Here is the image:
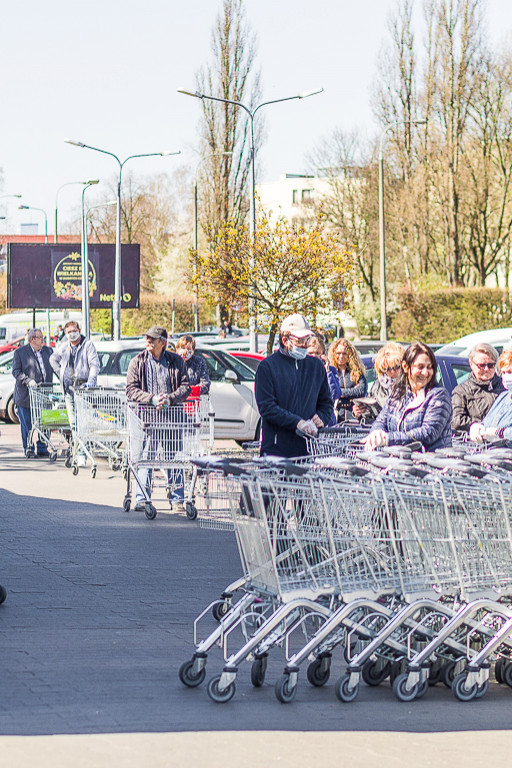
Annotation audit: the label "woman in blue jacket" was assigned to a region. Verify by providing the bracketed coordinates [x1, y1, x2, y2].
[364, 342, 452, 452]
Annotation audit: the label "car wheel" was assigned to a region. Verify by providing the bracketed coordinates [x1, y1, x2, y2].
[7, 397, 19, 424]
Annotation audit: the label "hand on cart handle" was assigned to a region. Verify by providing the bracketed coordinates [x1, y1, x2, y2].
[469, 422, 486, 443]
[296, 419, 318, 437]
[28, 379, 38, 389]
[311, 414, 324, 429]
[363, 429, 388, 451]
[151, 393, 169, 410]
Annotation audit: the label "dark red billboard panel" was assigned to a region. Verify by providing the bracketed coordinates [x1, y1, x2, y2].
[7, 243, 140, 309]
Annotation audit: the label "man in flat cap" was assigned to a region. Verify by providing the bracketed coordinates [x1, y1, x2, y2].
[126, 326, 191, 512]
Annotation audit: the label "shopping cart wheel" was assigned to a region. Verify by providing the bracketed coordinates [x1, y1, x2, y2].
[49, 452, 57, 463]
[274, 673, 297, 704]
[452, 672, 478, 702]
[494, 658, 506, 684]
[0, 585, 6, 604]
[307, 656, 331, 687]
[441, 659, 458, 688]
[91, 467, 97, 479]
[65, 456, 72, 469]
[25, 448, 33, 459]
[250, 655, 268, 688]
[179, 659, 206, 688]
[72, 464, 79, 476]
[393, 673, 420, 702]
[475, 679, 489, 699]
[212, 601, 230, 622]
[502, 661, 512, 688]
[123, 496, 131, 513]
[207, 675, 236, 703]
[145, 502, 157, 520]
[185, 502, 198, 521]
[334, 674, 359, 703]
[361, 659, 390, 687]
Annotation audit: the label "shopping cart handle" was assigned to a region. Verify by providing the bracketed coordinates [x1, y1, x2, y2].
[381, 441, 422, 456]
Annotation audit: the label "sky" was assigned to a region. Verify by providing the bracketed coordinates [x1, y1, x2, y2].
[1, 0, 512, 236]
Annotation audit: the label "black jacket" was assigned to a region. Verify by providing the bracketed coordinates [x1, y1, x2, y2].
[126, 349, 190, 404]
[451, 372, 504, 431]
[255, 349, 333, 458]
[12, 344, 54, 409]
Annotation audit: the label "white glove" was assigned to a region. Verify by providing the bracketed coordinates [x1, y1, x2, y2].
[28, 379, 37, 389]
[482, 427, 498, 442]
[297, 419, 318, 437]
[469, 423, 486, 443]
[364, 429, 389, 451]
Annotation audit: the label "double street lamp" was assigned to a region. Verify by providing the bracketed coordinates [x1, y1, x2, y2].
[378, 119, 426, 341]
[65, 139, 181, 340]
[178, 86, 324, 352]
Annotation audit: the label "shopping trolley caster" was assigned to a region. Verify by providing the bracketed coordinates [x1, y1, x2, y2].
[49, 452, 57, 463]
[361, 658, 391, 687]
[65, 456, 72, 469]
[212, 598, 231, 622]
[185, 501, 198, 521]
[91, 466, 97, 479]
[179, 655, 207, 688]
[0, 585, 6, 604]
[307, 654, 332, 687]
[122, 496, 131, 513]
[72, 464, 79, 476]
[452, 671, 488, 701]
[207, 673, 236, 703]
[25, 448, 33, 459]
[392, 672, 429, 702]
[275, 671, 298, 703]
[145, 502, 157, 520]
[335, 673, 359, 703]
[250, 654, 268, 687]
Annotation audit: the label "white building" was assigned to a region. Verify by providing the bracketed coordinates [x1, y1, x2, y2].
[256, 173, 331, 223]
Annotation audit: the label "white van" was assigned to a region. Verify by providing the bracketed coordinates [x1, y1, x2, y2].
[0, 311, 82, 344]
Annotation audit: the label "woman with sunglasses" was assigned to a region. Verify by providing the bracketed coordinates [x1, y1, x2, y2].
[451, 343, 504, 432]
[469, 348, 512, 443]
[364, 341, 452, 451]
[352, 341, 404, 422]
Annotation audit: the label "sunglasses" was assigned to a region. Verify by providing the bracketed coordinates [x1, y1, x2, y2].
[383, 364, 401, 372]
[473, 362, 496, 370]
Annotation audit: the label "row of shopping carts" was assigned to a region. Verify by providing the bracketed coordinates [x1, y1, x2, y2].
[178, 425, 512, 704]
[26, 383, 217, 519]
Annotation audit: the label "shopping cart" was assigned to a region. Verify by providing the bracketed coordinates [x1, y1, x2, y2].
[27, 384, 70, 461]
[304, 421, 371, 459]
[71, 387, 128, 478]
[124, 400, 204, 519]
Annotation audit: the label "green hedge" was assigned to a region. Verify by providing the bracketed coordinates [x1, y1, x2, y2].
[390, 287, 512, 344]
[91, 294, 214, 337]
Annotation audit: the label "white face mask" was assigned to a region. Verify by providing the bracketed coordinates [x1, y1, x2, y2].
[502, 372, 512, 391]
[179, 349, 193, 361]
[289, 345, 308, 360]
[67, 331, 80, 342]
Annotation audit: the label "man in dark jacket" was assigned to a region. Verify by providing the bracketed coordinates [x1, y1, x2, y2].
[126, 325, 190, 511]
[451, 343, 504, 432]
[255, 314, 333, 458]
[12, 328, 54, 456]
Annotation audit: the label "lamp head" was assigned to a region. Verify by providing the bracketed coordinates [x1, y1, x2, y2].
[64, 138, 86, 148]
[160, 150, 181, 156]
[177, 88, 203, 99]
[18, 205, 30, 210]
[86, 179, 100, 186]
[298, 88, 324, 99]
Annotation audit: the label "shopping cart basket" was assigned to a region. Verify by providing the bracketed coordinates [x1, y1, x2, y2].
[71, 387, 128, 478]
[27, 384, 70, 461]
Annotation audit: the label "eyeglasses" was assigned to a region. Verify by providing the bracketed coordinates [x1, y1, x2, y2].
[289, 335, 312, 348]
[33, 335, 44, 340]
[384, 364, 401, 372]
[473, 362, 496, 370]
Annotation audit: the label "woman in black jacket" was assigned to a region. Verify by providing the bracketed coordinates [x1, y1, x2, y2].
[327, 339, 367, 423]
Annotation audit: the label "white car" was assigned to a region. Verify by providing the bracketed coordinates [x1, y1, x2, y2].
[93, 339, 260, 441]
[0, 351, 20, 422]
[437, 328, 512, 357]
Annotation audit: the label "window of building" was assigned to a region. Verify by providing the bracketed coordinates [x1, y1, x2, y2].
[302, 189, 314, 202]
[292, 189, 299, 205]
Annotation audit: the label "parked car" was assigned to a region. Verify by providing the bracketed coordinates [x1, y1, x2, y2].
[230, 351, 265, 373]
[437, 328, 512, 358]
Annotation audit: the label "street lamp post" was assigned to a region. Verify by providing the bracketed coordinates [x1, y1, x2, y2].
[378, 119, 426, 341]
[65, 140, 181, 340]
[83, 200, 117, 338]
[55, 180, 99, 244]
[80, 181, 100, 338]
[178, 86, 324, 352]
[193, 151, 233, 332]
[19, 204, 48, 243]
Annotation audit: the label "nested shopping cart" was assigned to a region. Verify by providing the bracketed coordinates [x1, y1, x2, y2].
[71, 387, 128, 478]
[27, 384, 70, 461]
[304, 421, 371, 459]
[124, 400, 209, 519]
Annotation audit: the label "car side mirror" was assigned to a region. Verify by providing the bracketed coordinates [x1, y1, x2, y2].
[225, 369, 239, 383]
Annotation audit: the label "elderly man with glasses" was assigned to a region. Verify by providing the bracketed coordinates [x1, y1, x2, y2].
[255, 314, 333, 458]
[12, 328, 54, 456]
[451, 342, 504, 432]
[126, 325, 190, 511]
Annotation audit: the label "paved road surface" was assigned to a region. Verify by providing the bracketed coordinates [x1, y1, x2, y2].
[1, 422, 512, 765]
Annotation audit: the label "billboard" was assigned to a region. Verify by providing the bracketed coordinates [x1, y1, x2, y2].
[7, 243, 140, 309]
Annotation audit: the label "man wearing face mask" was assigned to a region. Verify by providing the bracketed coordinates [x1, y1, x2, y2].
[175, 335, 210, 394]
[50, 320, 100, 466]
[255, 314, 333, 458]
[469, 347, 512, 443]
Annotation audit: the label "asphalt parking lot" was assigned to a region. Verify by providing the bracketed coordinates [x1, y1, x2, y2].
[2, 422, 512, 765]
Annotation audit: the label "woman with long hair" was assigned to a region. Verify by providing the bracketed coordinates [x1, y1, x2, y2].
[327, 338, 367, 423]
[364, 341, 452, 451]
